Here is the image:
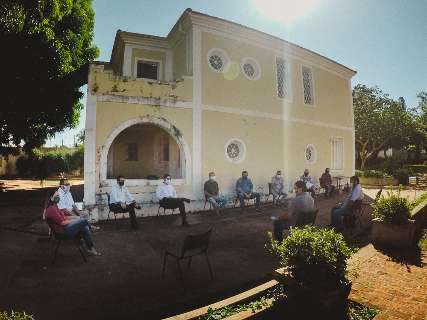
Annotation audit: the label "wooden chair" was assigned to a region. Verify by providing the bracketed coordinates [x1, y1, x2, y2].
[46, 218, 86, 265]
[162, 228, 213, 280]
[343, 200, 365, 229]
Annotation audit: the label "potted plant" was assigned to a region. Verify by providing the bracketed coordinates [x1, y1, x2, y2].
[268, 226, 355, 314]
[371, 191, 417, 247]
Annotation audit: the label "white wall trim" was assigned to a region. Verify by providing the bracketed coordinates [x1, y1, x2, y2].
[348, 79, 356, 175]
[122, 44, 132, 76]
[305, 144, 317, 164]
[330, 136, 345, 171]
[97, 94, 192, 109]
[102, 178, 185, 188]
[99, 116, 192, 187]
[206, 47, 230, 73]
[241, 57, 261, 81]
[133, 57, 163, 80]
[224, 138, 247, 164]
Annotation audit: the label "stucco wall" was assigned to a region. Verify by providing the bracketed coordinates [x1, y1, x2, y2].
[172, 36, 189, 79]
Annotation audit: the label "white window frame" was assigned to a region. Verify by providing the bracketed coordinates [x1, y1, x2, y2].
[301, 64, 316, 107]
[330, 137, 344, 172]
[241, 57, 261, 80]
[225, 138, 246, 164]
[134, 58, 162, 81]
[207, 48, 230, 73]
[304, 144, 317, 164]
[275, 56, 292, 102]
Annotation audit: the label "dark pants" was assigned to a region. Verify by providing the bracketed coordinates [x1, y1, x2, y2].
[322, 184, 336, 197]
[110, 202, 138, 229]
[160, 197, 189, 225]
[238, 192, 261, 209]
[273, 219, 289, 242]
[64, 219, 94, 249]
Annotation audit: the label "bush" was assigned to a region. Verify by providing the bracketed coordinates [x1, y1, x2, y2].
[371, 191, 411, 224]
[381, 151, 407, 175]
[0, 311, 34, 320]
[269, 226, 355, 291]
[363, 169, 387, 179]
[407, 164, 427, 174]
[355, 170, 363, 177]
[392, 168, 414, 185]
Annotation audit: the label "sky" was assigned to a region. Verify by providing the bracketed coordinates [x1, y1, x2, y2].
[48, 0, 427, 147]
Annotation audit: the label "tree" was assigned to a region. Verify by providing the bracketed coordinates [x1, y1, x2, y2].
[409, 91, 427, 159]
[353, 84, 413, 170]
[0, 0, 98, 153]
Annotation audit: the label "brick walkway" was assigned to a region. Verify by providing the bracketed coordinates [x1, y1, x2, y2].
[349, 244, 427, 320]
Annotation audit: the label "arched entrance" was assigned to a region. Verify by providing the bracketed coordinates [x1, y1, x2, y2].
[99, 116, 191, 185]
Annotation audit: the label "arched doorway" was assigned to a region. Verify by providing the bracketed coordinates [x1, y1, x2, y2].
[106, 124, 182, 179]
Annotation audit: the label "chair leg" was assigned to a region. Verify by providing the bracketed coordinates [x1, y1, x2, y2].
[162, 253, 167, 278]
[77, 242, 87, 262]
[187, 257, 192, 270]
[205, 252, 214, 280]
[52, 240, 61, 265]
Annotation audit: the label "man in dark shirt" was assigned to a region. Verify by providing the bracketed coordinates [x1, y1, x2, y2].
[320, 168, 335, 198]
[204, 172, 227, 213]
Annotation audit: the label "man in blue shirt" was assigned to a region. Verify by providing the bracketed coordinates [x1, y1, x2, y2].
[236, 171, 261, 212]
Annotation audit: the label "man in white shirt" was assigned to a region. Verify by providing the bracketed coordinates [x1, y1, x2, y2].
[330, 176, 364, 230]
[156, 173, 191, 226]
[109, 175, 140, 229]
[58, 179, 79, 216]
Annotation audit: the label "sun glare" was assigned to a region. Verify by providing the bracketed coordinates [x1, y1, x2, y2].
[251, 0, 321, 25]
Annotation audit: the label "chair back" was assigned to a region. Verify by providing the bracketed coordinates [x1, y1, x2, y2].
[181, 228, 213, 257]
[294, 209, 318, 228]
[268, 183, 272, 194]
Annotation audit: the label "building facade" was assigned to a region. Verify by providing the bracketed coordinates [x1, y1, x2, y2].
[84, 9, 356, 218]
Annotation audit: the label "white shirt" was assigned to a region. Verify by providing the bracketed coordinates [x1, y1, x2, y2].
[110, 184, 134, 204]
[156, 183, 177, 200]
[343, 184, 364, 206]
[57, 187, 75, 211]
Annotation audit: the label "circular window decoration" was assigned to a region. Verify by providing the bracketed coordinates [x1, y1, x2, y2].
[207, 48, 229, 73]
[225, 139, 246, 164]
[241, 57, 261, 80]
[305, 144, 317, 164]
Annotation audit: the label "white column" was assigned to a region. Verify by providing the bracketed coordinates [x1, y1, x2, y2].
[122, 44, 132, 77]
[348, 79, 355, 175]
[192, 26, 203, 199]
[84, 66, 97, 207]
[165, 50, 173, 81]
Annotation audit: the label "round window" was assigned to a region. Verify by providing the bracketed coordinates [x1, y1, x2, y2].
[207, 48, 229, 73]
[241, 57, 261, 80]
[225, 139, 246, 163]
[305, 144, 317, 164]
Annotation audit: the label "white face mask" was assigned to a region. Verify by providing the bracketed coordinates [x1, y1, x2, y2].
[62, 185, 70, 192]
[165, 178, 171, 185]
[210, 176, 216, 180]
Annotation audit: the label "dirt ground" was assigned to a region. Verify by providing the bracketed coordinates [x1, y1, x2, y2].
[0, 180, 356, 320]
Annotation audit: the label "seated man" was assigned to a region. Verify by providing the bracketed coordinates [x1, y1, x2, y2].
[300, 169, 316, 198]
[271, 170, 287, 205]
[109, 176, 140, 230]
[156, 174, 191, 226]
[236, 171, 261, 212]
[330, 176, 364, 230]
[45, 191, 101, 256]
[273, 181, 315, 242]
[204, 171, 227, 213]
[319, 168, 336, 198]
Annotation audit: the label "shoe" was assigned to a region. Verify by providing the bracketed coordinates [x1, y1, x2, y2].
[183, 198, 191, 203]
[87, 248, 101, 256]
[255, 208, 262, 212]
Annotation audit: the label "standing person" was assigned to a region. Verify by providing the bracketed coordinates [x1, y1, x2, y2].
[156, 174, 191, 226]
[330, 176, 364, 230]
[204, 171, 227, 213]
[271, 170, 287, 205]
[109, 176, 140, 230]
[320, 168, 336, 198]
[272, 181, 315, 242]
[300, 169, 316, 198]
[45, 191, 101, 256]
[235, 171, 261, 212]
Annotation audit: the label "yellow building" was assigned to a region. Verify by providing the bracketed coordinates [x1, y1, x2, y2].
[84, 9, 356, 219]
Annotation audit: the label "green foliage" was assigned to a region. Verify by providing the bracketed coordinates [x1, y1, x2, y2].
[407, 164, 427, 174]
[418, 229, 427, 251]
[355, 170, 363, 177]
[363, 169, 388, 179]
[15, 146, 83, 178]
[371, 191, 411, 224]
[347, 301, 378, 320]
[0, 0, 98, 152]
[382, 151, 407, 174]
[0, 310, 34, 320]
[392, 168, 414, 185]
[269, 226, 355, 291]
[411, 191, 427, 210]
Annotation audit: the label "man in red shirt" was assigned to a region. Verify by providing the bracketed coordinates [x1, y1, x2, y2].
[45, 192, 101, 256]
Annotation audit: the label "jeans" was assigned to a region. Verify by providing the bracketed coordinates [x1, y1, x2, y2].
[64, 219, 94, 249]
[159, 197, 189, 225]
[208, 195, 227, 208]
[273, 219, 289, 242]
[110, 202, 138, 229]
[331, 205, 352, 229]
[323, 185, 336, 197]
[237, 192, 261, 209]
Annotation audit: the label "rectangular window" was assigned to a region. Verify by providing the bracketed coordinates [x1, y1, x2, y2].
[276, 57, 289, 99]
[127, 143, 138, 161]
[136, 60, 159, 80]
[331, 138, 344, 170]
[302, 66, 314, 105]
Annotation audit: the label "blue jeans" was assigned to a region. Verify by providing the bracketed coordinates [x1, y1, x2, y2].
[64, 219, 94, 249]
[208, 195, 227, 208]
[331, 205, 352, 229]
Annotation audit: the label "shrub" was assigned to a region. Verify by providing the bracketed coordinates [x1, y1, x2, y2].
[0, 310, 34, 320]
[392, 168, 414, 185]
[363, 169, 387, 179]
[371, 191, 411, 224]
[381, 151, 407, 175]
[269, 226, 355, 291]
[355, 170, 363, 177]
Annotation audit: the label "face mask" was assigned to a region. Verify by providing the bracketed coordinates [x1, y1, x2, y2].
[210, 176, 216, 180]
[165, 179, 171, 185]
[53, 196, 60, 203]
[118, 181, 124, 186]
[64, 185, 70, 192]
[276, 174, 281, 177]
